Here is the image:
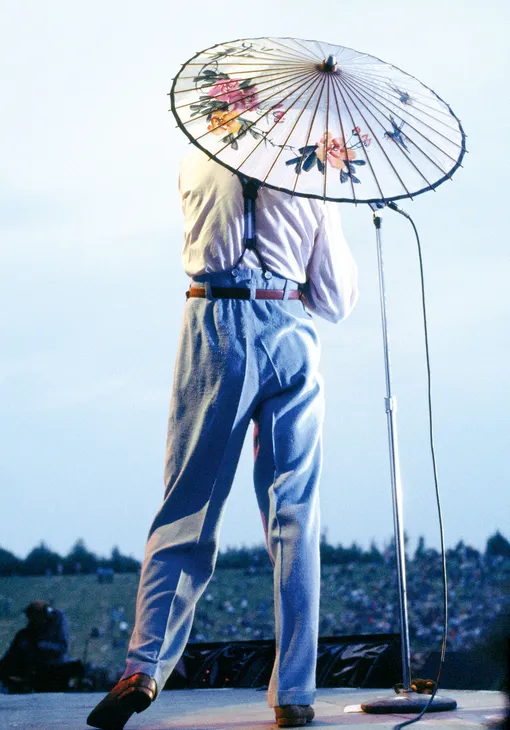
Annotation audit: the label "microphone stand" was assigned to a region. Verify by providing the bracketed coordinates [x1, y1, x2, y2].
[360, 208, 457, 715]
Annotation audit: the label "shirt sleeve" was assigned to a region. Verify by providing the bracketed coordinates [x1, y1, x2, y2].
[300, 202, 359, 323]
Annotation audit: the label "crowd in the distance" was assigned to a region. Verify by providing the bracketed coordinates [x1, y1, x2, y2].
[189, 538, 509, 672]
[0, 534, 508, 690]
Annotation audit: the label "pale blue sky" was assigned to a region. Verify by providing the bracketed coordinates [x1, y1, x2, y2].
[1, 1, 508, 561]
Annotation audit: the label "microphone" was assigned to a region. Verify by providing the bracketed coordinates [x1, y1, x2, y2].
[385, 200, 411, 219]
[368, 200, 411, 219]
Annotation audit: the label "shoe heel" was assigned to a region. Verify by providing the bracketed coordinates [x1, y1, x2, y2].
[131, 689, 152, 713]
[120, 687, 153, 714]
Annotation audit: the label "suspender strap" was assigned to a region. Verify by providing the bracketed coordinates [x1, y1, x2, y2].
[237, 176, 267, 272]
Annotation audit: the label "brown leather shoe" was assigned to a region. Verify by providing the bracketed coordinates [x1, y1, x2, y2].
[87, 673, 157, 729]
[275, 705, 315, 727]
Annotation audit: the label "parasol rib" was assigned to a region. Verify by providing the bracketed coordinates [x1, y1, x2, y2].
[256, 75, 327, 187]
[323, 74, 331, 200]
[183, 61, 312, 66]
[232, 73, 324, 178]
[179, 68, 314, 127]
[333, 73, 412, 198]
[270, 37, 323, 62]
[315, 40, 329, 59]
[343, 68, 461, 125]
[200, 46, 314, 64]
[329, 71, 359, 201]
[199, 72, 322, 156]
[342, 73, 462, 161]
[338, 74, 435, 189]
[341, 74, 459, 173]
[333, 50, 370, 65]
[341, 64, 456, 99]
[175, 63, 312, 81]
[173, 67, 313, 110]
[291, 76, 328, 195]
[259, 38, 320, 62]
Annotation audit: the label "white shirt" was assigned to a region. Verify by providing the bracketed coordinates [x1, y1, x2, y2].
[178, 149, 359, 323]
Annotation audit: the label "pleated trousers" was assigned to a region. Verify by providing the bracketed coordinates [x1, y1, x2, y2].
[122, 268, 324, 707]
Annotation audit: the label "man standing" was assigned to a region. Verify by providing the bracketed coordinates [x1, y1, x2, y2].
[87, 148, 358, 729]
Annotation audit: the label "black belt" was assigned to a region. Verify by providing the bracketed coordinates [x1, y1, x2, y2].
[186, 287, 301, 301]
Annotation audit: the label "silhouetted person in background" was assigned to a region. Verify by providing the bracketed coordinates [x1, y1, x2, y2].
[0, 600, 81, 692]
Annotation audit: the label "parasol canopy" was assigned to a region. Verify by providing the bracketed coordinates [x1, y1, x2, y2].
[170, 37, 466, 204]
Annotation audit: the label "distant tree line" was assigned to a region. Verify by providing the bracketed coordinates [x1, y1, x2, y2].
[0, 531, 509, 577]
[0, 540, 140, 577]
[217, 531, 510, 569]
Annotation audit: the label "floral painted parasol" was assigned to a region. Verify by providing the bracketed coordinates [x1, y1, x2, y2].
[170, 36, 466, 204]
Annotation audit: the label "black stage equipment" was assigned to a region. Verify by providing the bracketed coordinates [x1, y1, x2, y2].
[163, 634, 401, 691]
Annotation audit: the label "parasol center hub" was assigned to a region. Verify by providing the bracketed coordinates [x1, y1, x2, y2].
[320, 55, 337, 72]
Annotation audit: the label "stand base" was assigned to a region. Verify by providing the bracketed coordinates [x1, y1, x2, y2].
[361, 692, 457, 714]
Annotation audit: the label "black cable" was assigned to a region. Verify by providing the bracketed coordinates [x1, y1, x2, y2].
[386, 201, 450, 729]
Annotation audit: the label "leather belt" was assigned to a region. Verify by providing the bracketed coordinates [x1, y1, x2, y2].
[186, 287, 301, 301]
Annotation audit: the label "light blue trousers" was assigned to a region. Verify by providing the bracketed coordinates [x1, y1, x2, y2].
[122, 268, 324, 707]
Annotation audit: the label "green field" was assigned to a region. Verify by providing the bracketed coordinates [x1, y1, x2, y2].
[0, 563, 506, 682]
[0, 570, 278, 679]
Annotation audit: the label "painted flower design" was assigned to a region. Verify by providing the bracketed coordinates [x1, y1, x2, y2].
[315, 133, 356, 169]
[352, 127, 372, 147]
[286, 127, 372, 184]
[207, 78, 259, 111]
[207, 110, 241, 136]
[269, 103, 286, 124]
[189, 68, 267, 150]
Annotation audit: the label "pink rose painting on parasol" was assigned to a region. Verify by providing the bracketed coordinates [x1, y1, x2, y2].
[286, 127, 372, 183]
[206, 77, 260, 111]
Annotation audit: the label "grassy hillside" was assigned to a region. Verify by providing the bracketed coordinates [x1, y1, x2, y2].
[0, 560, 507, 681]
[0, 569, 277, 679]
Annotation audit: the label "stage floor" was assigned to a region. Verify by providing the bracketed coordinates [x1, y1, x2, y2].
[0, 688, 507, 729]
